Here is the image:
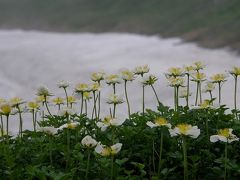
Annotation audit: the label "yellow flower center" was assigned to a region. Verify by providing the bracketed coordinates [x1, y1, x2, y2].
[28, 102, 40, 109]
[155, 118, 168, 126]
[52, 97, 64, 105]
[102, 147, 111, 156]
[0, 104, 12, 115]
[177, 124, 191, 135]
[67, 123, 76, 129]
[67, 96, 76, 103]
[217, 128, 230, 138]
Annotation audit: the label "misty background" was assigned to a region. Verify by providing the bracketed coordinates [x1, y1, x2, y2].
[0, 0, 239, 132]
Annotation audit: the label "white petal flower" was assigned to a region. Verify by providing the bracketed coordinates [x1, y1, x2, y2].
[105, 74, 122, 85]
[134, 65, 150, 75]
[38, 126, 58, 135]
[146, 117, 171, 129]
[169, 124, 200, 139]
[58, 122, 79, 130]
[97, 116, 125, 131]
[106, 94, 124, 104]
[57, 80, 70, 89]
[111, 143, 122, 155]
[91, 71, 105, 82]
[81, 135, 98, 148]
[37, 86, 52, 97]
[210, 128, 239, 143]
[58, 107, 76, 116]
[120, 69, 135, 81]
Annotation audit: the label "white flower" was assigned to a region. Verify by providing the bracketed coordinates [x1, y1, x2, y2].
[91, 71, 105, 82]
[106, 94, 124, 104]
[167, 76, 185, 87]
[57, 80, 70, 89]
[134, 65, 150, 75]
[38, 126, 58, 135]
[90, 83, 101, 92]
[141, 74, 158, 86]
[120, 69, 135, 81]
[169, 124, 200, 139]
[75, 83, 90, 93]
[146, 117, 171, 129]
[179, 88, 191, 98]
[210, 128, 239, 143]
[95, 142, 122, 156]
[81, 135, 98, 148]
[58, 107, 76, 116]
[105, 74, 122, 85]
[166, 67, 184, 77]
[58, 122, 80, 130]
[97, 116, 125, 131]
[37, 86, 52, 97]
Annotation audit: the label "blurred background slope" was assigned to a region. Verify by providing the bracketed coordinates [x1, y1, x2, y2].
[0, 0, 239, 51]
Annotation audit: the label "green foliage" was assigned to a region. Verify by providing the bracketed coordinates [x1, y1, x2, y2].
[0, 104, 240, 179]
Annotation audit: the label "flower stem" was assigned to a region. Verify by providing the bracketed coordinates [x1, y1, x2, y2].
[151, 84, 161, 106]
[186, 74, 190, 107]
[80, 92, 84, 116]
[6, 115, 9, 137]
[113, 104, 116, 118]
[97, 81, 101, 120]
[209, 91, 213, 103]
[199, 82, 202, 104]
[158, 131, 163, 178]
[85, 149, 91, 180]
[44, 97, 52, 117]
[234, 77, 238, 120]
[224, 143, 228, 180]
[124, 81, 131, 119]
[17, 106, 23, 138]
[49, 136, 53, 166]
[64, 88, 69, 107]
[85, 100, 88, 115]
[142, 85, 145, 115]
[111, 156, 114, 180]
[174, 87, 177, 111]
[182, 137, 188, 180]
[0, 115, 3, 136]
[195, 82, 199, 106]
[32, 110, 36, 132]
[176, 86, 179, 111]
[218, 82, 221, 106]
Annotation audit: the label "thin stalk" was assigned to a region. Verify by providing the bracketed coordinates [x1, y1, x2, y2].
[224, 143, 228, 180]
[209, 91, 213, 102]
[64, 88, 69, 107]
[85, 100, 88, 115]
[182, 137, 188, 180]
[142, 74, 145, 115]
[93, 92, 97, 118]
[113, 104, 116, 118]
[158, 131, 163, 178]
[0, 115, 3, 136]
[174, 87, 177, 111]
[199, 82, 202, 104]
[218, 82, 221, 106]
[186, 74, 190, 107]
[41, 102, 45, 121]
[234, 77, 238, 120]
[6, 115, 9, 137]
[17, 106, 23, 138]
[113, 84, 116, 94]
[80, 92, 84, 115]
[176, 86, 179, 111]
[124, 81, 131, 119]
[85, 149, 91, 180]
[97, 81, 101, 120]
[58, 104, 61, 111]
[152, 139, 156, 174]
[49, 136, 53, 166]
[44, 97, 52, 116]
[32, 110, 36, 132]
[195, 82, 199, 106]
[111, 156, 114, 180]
[151, 84, 161, 105]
